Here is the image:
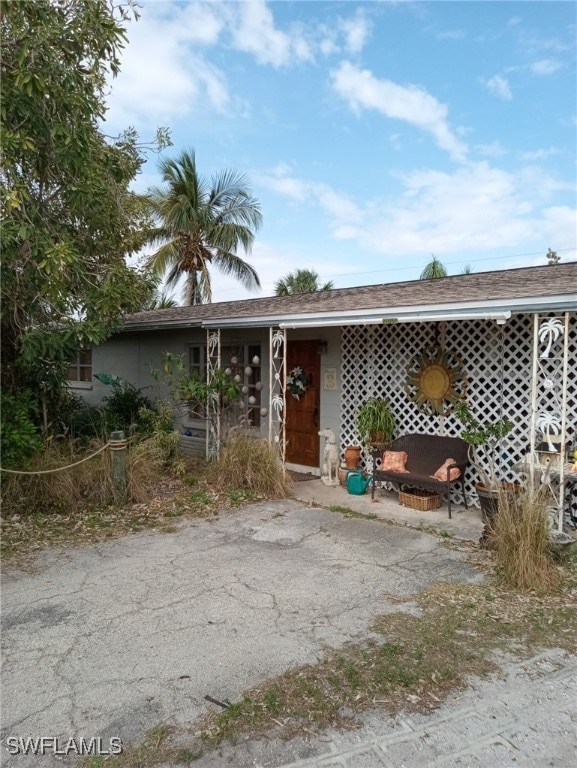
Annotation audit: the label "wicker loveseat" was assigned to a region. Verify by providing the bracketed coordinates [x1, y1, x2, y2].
[371, 434, 469, 518]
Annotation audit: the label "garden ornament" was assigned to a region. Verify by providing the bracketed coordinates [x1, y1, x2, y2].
[318, 428, 339, 487]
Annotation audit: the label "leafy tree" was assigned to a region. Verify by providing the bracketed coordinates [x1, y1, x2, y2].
[1, 0, 169, 437]
[546, 248, 560, 265]
[274, 269, 334, 296]
[145, 149, 262, 305]
[420, 256, 448, 280]
[140, 275, 178, 310]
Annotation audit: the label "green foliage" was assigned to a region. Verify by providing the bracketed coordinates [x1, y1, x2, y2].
[420, 256, 448, 279]
[145, 149, 262, 305]
[356, 397, 395, 446]
[274, 268, 334, 295]
[454, 401, 514, 489]
[454, 401, 513, 446]
[101, 382, 152, 432]
[152, 353, 241, 417]
[0, 391, 42, 469]
[0, 0, 169, 410]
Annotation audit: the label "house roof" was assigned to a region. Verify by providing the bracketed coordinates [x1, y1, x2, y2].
[123, 262, 577, 331]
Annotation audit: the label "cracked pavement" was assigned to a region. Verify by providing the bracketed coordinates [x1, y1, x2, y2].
[1, 500, 484, 766]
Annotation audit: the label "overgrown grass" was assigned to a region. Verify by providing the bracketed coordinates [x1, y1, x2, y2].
[208, 433, 292, 498]
[491, 487, 560, 592]
[0, 431, 180, 517]
[0, 433, 295, 563]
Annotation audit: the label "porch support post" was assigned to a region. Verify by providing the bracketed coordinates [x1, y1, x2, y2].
[269, 327, 286, 469]
[206, 328, 221, 460]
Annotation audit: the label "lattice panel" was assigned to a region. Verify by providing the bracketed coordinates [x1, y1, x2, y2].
[341, 313, 577, 508]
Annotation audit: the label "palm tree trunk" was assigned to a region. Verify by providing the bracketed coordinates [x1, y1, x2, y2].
[184, 272, 195, 306]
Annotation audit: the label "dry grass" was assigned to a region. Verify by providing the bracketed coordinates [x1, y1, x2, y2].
[491, 487, 560, 592]
[0, 434, 177, 517]
[208, 433, 293, 497]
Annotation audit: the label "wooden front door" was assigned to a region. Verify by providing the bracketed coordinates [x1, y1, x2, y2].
[285, 340, 320, 468]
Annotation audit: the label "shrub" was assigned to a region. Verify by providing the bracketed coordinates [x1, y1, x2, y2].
[209, 433, 292, 498]
[0, 391, 42, 469]
[492, 487, 560, 592]
[101, 381, 152, 432]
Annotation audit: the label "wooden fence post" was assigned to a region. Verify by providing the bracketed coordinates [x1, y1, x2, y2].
[109, 430, 127, 495]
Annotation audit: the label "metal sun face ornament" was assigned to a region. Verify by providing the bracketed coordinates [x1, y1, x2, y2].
[405, 348, 467, 415]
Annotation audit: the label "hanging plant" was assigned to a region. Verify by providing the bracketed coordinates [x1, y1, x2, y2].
[286, 366, 308, 400]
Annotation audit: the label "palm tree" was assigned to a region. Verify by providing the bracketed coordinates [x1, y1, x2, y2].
[420, 256, 448, 280]
[145, 150, 262, 305]
[274, 269, 334, 296]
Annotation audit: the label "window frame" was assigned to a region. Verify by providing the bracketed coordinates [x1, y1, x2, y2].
[67, 348, 93, 389]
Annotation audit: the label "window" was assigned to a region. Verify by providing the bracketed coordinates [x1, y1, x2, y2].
[222, 344, 262, 428]
[67, 349, 92, 383]
[189, 345, 207, 379]
[186, 343, 262, 426]
[188, 345, 207, 419]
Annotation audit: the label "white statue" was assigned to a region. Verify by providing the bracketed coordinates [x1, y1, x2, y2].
[318, 428, 339, 487]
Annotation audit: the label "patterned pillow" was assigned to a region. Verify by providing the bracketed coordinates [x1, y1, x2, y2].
[431, 458, 461, 481]
[381, 451, 409, 473]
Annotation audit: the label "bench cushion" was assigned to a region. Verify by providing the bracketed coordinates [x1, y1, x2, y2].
[381, 451, 409, 473]
[431, 458, 461, 481]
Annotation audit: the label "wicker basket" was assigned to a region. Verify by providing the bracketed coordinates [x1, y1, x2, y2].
[399, 488, 441, 511]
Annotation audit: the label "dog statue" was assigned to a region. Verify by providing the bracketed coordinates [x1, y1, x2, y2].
[318, 428, 339, 487]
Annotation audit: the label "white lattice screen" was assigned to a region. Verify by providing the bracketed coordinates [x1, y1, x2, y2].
[340, 313, 577, 508]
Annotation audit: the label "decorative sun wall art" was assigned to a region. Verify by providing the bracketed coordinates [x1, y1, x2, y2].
[405, 347, 467, 415]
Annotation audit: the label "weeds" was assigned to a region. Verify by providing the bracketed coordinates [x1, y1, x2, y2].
[492, 487, 560, 592]
[208, 433, 292, 497]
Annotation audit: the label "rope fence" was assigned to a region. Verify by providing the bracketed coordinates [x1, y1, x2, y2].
[0, 431, 129, 491]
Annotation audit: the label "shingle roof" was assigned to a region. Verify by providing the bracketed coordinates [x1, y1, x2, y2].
[123, 263, 577, 330]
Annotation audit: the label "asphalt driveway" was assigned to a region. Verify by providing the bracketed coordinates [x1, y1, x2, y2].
[1, 500, 483, 767]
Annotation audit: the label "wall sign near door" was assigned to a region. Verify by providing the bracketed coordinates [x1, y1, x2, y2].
[324, 368, 337, 391]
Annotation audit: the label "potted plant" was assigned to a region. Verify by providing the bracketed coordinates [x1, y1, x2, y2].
[356, 397, 396, 448]
[454, 401, 515, 533]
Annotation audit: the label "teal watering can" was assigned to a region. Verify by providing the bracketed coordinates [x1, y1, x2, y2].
[345, 470, 372, 495]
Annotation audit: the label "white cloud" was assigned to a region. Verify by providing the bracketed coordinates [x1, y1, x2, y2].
[230, 0, 312, 67]
[257, 162, 576, 263]
[330, 61, 468, 162]
[436, 29, 466, 41]
[340, 11, 371, 53]
[520, 147, 560, 161]
[105, 1, 230, 129]
[256, 166, 362, 229]
[475, 141, 507, 158]
[482, 75, 512, 101]
[530, 59, 562, 75]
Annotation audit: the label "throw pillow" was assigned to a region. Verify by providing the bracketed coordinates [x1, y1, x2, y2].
[431, 458, 461, 481]
[381, 451, 409, 473]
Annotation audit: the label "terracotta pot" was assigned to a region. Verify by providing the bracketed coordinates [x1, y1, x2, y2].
[344, 445, 361, 469]
[338, 467, 348, 486]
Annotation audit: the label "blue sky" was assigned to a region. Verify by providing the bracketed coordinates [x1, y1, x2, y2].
[105, 0, 577, 303]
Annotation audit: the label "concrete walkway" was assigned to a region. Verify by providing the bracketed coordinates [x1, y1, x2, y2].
[292, 478, 484, 543]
